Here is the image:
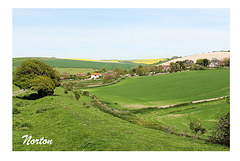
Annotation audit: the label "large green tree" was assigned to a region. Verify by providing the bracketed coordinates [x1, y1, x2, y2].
[196, 59, 210, 67]
[13, 59, 60, 96]
[221, 58, 230, 67]
[170, 62, 180, 72]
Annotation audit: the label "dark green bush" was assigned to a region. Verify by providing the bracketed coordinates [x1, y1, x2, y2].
[82, 91, 89, 96]
[64, 89, 68, 94]
[13, 59, 60, 96]
[209, 112, 230, 147]
[73, 90, 81, 101]
[209, 97, 230, 147]
[189, 117, 207, 139]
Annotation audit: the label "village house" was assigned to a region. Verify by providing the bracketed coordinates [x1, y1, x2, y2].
[209, 58, 220, 67]
[184, 59, 194, 66]
[161, 65, 171, 71]
[91, 73, 104, 79]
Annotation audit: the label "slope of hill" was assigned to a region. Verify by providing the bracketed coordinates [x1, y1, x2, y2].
[13, 57, 142, 70]
[12, 87, 229, 151]
[87, 69, 230, 108]
[161, 51, 230, 65]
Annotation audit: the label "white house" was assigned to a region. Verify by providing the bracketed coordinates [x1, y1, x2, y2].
[209, 58, 220, 67]
[209, 62, 219, 68]
[91, 73, 104, 79]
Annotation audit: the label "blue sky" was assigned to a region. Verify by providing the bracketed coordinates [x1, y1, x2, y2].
[12, 8, 230, 59]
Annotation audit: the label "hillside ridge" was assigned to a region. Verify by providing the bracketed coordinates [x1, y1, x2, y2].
[161, 51, 230, 65]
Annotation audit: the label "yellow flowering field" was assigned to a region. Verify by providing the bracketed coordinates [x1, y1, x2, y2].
[131, 59, 166, 64]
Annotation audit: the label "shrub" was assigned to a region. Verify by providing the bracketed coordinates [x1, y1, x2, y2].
[82, 91, 89, 96]
[193, 64, 206, 70]
[103, 72, 115, 83]
[67, 86, 72, 91]
[73, 90, 81, 101]
[221, 58, 230, 67]
[209, 96, 230, 146]
[64, 89, 68, 94]
[189, 117, 207, 139]
[209, 112, 230, 147]
[91, 95, 97, 99]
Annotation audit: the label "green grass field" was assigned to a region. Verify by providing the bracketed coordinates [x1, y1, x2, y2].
[12, 87, 229, 151]
[12, 84, 20, 93]
[13, 57, 142, 70]
[54, 67, 94, 75]
[134, 99, 229, 139]
[14, 66, 94, 75]
[87, 69, 230, 108]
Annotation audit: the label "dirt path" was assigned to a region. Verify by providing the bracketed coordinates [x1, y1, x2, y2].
[12, 89, 28, 96]
[158, 95, 228, 108]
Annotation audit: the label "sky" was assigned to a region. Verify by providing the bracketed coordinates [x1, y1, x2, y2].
[12, 8, 230, 59]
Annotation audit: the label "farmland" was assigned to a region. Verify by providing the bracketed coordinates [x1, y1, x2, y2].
[13, 57, 142, 70]
[131, 58, 166, 64]
[87, 69, 230, 108]
[68, 58, 120, 63]
[12, 58, 230, 151]
[12, 87, 229, 151]
[67, 58, 167, 64]
[54, 67, 94, 75]
[11, 7, 231, 152]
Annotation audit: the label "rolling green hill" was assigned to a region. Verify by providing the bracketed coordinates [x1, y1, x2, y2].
[135, 99, 229, 139]
[12, 87, 228, 151]
[87, 69, 230, 108]
[13, 57, 142, 70]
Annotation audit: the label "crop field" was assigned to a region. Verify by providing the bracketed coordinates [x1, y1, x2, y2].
[131, 58, 167, 64]
[87, 69, 230, 108]
[12, 87, 229, 151]
[67, 58, 167, 64]
[13, 58, 142, 70]
[54, 67, 94, 75]
[67, 58, 100, 61]
[68, 58, 120, 63]
[12, 59, 230, 151]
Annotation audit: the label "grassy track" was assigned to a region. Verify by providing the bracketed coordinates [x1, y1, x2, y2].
[13, 57, 142, 70]
[12, 87, 228, 151]
[87, 69, 230, 108]
[134, 99, 229, 139]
